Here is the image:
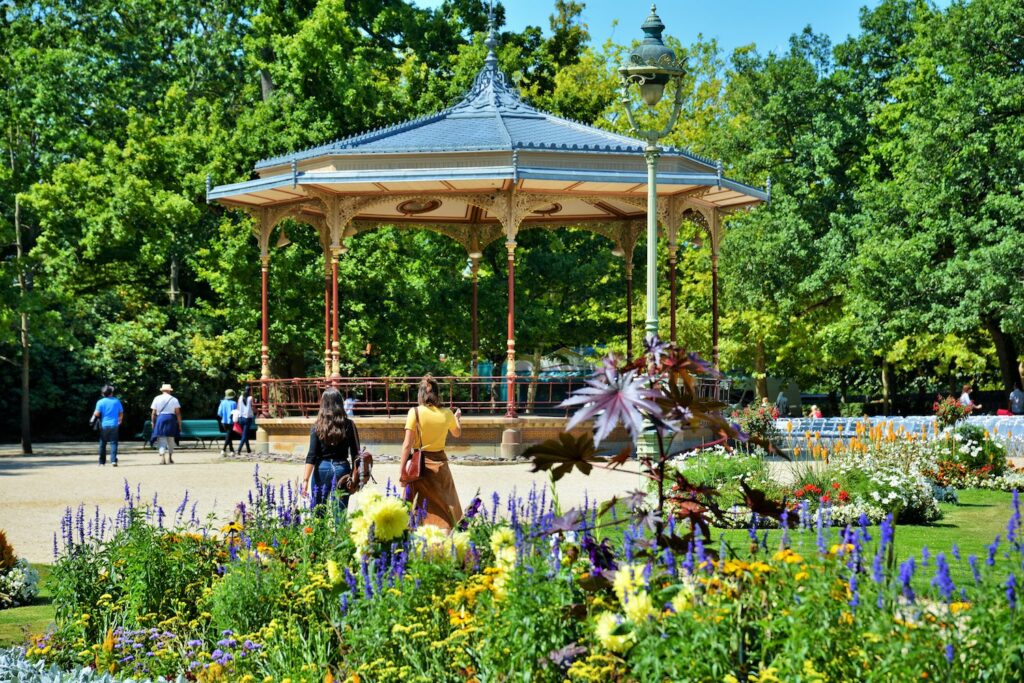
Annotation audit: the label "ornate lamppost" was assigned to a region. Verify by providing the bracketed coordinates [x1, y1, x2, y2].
[618, 5, 686, 342]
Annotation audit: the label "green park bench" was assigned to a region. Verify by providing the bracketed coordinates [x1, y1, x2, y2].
[136, 419, 256, 448]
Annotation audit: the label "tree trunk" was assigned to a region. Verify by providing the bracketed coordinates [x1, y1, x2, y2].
[754, 340, 767, 400]
[259, 47, 275, 102]
[881, 359, 892, 415]
[986, 320, 1022, 391]
[14, 195, 32, 454]
[169, 254, 180, 305]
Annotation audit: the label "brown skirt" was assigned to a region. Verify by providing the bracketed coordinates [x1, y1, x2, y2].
[404, 450, 462, 531]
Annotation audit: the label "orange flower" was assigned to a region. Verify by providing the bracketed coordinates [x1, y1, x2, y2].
[303, 526, 313, 535]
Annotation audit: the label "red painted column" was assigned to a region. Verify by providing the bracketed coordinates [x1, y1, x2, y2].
[505, 241, 517, 418]
[324, 263, 331, 379]
[471, 259, 479, 403]
[331, 249, 340, 380]
[260, 255, 270, 417]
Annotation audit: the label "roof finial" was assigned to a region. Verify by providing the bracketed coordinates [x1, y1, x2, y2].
[484, 1, 498, 68]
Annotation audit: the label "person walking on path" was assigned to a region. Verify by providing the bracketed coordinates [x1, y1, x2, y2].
[92, 385, 123, 467]
[236, 386, 254, 454]
[300, 387, 361, 515]
[217, 389, 238, 456]
[150, 383, 182, 465]
[399, 375, 463, 531]
[1010, 383, 1024, 416]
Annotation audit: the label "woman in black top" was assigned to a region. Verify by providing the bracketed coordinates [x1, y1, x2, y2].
[300, 388, 360, 514]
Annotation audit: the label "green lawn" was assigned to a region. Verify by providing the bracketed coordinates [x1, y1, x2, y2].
[714, 489, 1014, 586]
[0, 564, 54, 647]
[600, 489, 1016, 588]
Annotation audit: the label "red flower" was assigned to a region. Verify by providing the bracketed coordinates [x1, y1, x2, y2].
[821, 494, 831, 503]
[838, 490, 850, 503]
[831, 482, 841, 489]
[794, 489, 804, 498]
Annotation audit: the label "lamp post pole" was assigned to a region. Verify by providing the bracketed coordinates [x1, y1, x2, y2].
[619, 5, 685, 458]
[618, 5, 685, 347]
[644, 144, 660, 340]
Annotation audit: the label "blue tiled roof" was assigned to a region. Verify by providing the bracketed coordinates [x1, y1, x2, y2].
[254, 49, 717, 171]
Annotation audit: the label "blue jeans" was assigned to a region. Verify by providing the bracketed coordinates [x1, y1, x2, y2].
[312, 460, 351, 518]
[236, 416, 253, 452]
[99, 426, 119, 464]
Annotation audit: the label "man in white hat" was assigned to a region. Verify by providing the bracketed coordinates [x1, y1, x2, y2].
[150, 383, 182, 464]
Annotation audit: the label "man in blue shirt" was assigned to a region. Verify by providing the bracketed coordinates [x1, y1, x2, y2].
[92, 385, 124, 466]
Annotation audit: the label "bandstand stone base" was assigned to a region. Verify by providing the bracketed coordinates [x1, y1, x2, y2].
[255, 415, 715, 461]
[256, 415, 629, 460]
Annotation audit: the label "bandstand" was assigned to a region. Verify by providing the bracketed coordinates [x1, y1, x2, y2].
[207, 13, 766, 457]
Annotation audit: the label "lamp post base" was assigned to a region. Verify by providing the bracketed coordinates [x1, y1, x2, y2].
[635, 419, 660, 460]
[254, 426, 270, 455]
[500, 426, 522, 459]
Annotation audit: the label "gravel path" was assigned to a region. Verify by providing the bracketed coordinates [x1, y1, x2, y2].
[0, 442, 640, 564]
[5, 441, 1021, 566]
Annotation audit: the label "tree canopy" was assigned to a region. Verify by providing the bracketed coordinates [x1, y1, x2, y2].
[1, 0, 1021, 440]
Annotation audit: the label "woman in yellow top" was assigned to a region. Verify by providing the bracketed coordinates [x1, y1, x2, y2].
[399, 375, 462, 530]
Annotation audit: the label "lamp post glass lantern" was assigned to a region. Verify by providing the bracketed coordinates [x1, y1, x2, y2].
[618, 4, 686, 343]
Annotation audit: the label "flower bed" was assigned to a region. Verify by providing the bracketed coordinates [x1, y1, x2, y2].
[15, 342, 1024, 680]
[18, 478, 1024, 682]
[0, 530, 39, 609]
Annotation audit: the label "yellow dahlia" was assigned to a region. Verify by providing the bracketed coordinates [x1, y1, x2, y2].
[594, 612, 633, 653]
[489, 527, 516, 554]
[367, 496, 410, 541]
[349, 515, 371, 550]
[622, 590, 657, 623]
[612, 563, 646, 604]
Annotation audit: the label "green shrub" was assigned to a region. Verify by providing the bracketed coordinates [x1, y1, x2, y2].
[839, 401, 864, 417]
[947, 424, 1007, 476]
[207, 557, 287, 635]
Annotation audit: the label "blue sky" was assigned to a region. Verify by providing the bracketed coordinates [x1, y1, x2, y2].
[412, 1, 945, 57]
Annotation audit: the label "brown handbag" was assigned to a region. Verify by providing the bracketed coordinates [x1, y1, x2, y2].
[402, 407, 426, 483]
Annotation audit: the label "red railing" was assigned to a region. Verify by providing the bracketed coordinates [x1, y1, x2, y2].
[247, 375, 730, 418]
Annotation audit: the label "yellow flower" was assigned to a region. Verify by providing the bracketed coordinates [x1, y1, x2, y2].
[802, 659, 829, 682]
[612, 563, 646, 604]
[489, 527, 516, 556]
[723, 560, 751, 576]
[795, 571, 810, 581]
[594, 612, 633, 653]
[451, 531, 470, 561]
[349, 515, 371, 550]
[622, 591, 657, 623]
[366, 496, 410, 541]
[326, 560, 343, 586]
[830, 543, 856, 556]
[670, 586, 695, 613]
[773, 549, 803, 564]
[752, 666, 783, 683]
[358, 491, 383, 511]
[950, 601, 971, 615]
[413, 525, 471, 562]
[494, 545, 517, 570]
